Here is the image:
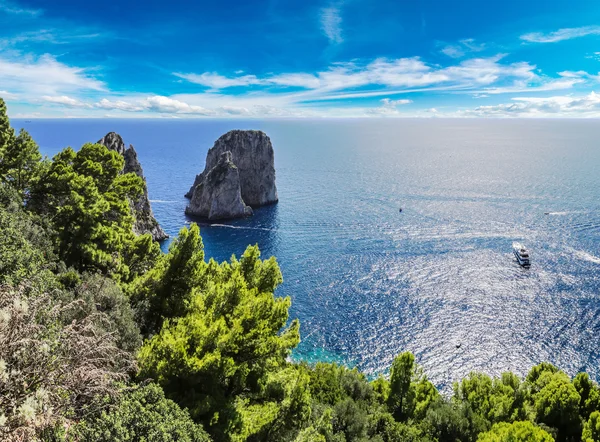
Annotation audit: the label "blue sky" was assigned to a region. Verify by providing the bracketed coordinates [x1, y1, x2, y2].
[2, 0, 600, 118]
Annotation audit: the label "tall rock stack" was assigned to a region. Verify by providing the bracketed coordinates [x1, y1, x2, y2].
[98, 132, 168, 241]
[185, 130, 278, 220]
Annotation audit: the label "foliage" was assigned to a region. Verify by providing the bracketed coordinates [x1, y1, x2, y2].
[138, 231, 300, 440]
[1, 98, 600, 442]
[72, 383, 210, 442]
[583, 411, 600, 442]
[0, 98, 16, 172]
[29, 143, 155, 282]
[1, 129, 43, 196]
[131, 223, 206, 336]
[532, 370, 581, 441]
[476, 421, 554, 442]
[574, 373, 600, 421]
[68, 273, 142, 353]
[454, 371, 527, 426]
[0, 284, 133, 441]
[423, 398, 488, 442]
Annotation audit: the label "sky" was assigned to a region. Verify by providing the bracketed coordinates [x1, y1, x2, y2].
[2, 0, 600, 118]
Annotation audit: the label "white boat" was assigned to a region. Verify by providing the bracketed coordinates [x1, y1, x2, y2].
[513, 242, 531, 268]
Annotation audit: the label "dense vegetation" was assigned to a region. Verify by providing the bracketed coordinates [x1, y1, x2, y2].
[1, 97, 599, 441]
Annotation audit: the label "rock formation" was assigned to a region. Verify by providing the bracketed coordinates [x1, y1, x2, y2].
[185, 152, 253, 220]
[98, 132, 168, 241]
[185, 130, 278, 220]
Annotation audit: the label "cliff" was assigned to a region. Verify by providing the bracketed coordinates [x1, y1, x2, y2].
[185, 130, 278, 220]
[98, 132, 168, 241]
[185, 151, 253, 220]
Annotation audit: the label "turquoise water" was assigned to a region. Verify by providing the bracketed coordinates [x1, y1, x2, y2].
[20, 118, 600, 389]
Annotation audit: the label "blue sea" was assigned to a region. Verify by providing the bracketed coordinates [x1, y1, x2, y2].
[17, 118, 600, 390]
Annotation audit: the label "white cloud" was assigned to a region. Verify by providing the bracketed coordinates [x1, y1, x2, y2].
[367, 97, 413, 116]
[462, 91, 600, 117]
[478, 77, 583, 94]
[95, 98, 144, 112]
[0, 0, 41, 16]
[441, 45, 464, 58]
[521, 26, 600, 43]
[89, 96, 215, 115]
[143, 96, 214, 115]
[380, 98, 412, 106]
[320, 5, 343, 44]
[42, 95, 91, 108]
[175, 55, 538, 99]
[558, 70, 600, 82]
[173, 72, 263, 89]
[0, 54, 104, 96]
[441, 38, 485, 58]
[0, 29, 103, 50]
[0, 90, 18, 100]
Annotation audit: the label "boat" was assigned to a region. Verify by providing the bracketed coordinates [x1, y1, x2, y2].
[513, 242, 531, 268]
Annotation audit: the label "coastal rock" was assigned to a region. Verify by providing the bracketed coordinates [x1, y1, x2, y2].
[185, 130, 278, 207]
[185, 151, 253, 220]
[98, 132, 168, 241]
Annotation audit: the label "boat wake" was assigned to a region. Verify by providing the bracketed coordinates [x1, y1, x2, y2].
[572, 249, 600, 265]
[208, 223, 275, 232]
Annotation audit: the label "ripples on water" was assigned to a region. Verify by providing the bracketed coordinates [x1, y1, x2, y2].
[22, 118, 600, 390]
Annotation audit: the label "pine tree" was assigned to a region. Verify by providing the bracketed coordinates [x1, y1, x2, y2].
[0, 98, 16, 182]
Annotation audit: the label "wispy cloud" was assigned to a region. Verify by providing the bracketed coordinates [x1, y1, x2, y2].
[440, 38, 486, 58]
[320, 4, 343, 44]
[476, 78, 583, 95]
[463, 92, 600, 117]
[0, 90, 18, 100]
[42, 95, 92, 108]
[176, 55, 540, 99]
[173, 72, 263, 89]
[0, 29, 103, 50]
[520, 26, 600, 43]
[0, 0, 41, 16]
[0, 54, 105, 96]
[89, 96, 214, 115]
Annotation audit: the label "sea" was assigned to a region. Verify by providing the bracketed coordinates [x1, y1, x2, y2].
[16, 118, 600, 390]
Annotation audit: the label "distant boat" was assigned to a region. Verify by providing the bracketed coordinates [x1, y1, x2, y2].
[399, 207, 403, 213]
[513, 242, 531, 268]
[24, 120, 32, 123]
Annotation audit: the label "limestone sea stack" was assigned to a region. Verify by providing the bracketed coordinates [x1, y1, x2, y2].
[98, 132, 168, 241]
[185, 130, 278, 220]
[185, 152, 253, 220]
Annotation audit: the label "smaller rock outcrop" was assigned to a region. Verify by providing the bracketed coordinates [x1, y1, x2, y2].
[185, 151, 253, 220]
[98, 132, 168, 241]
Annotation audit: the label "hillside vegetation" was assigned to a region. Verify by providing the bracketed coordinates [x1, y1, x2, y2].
[0, 98, 598, 442]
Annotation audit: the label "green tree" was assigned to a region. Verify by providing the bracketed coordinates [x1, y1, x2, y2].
[476, 421, 554, 442]
[388, 352, 416, 421]
[424, 399, 488, 442]
[574, 373, 600, 421]
[526, 362, 559, 394]
[29, 143, 155, 282]
[583, 411, 600, 442]
[0, 187, 56, 286]
[1, 129, 42, 196]
[72, 383, 211, 442]
[532, 371, 580, 441]
[455, 372, 527, 425]
[137, 242, 300, 440]
[0, 98, 15, 173]
[131, 223, 206, 336]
